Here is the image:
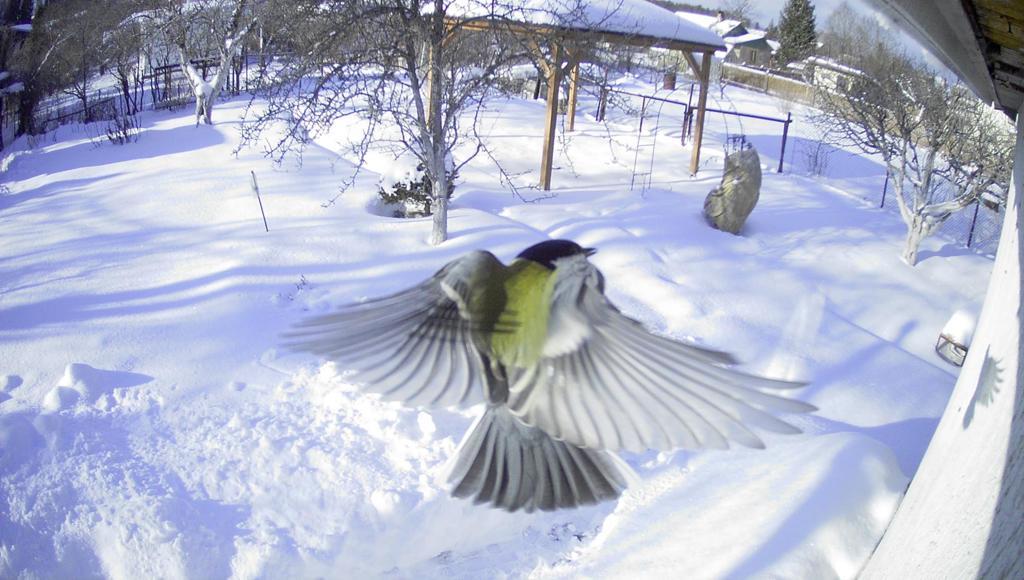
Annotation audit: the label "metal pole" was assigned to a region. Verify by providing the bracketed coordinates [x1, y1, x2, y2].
[681, 106, 690, 146]
[966, 200, 981, 247]
[251, 171, 269, 232]
[777, 112, 792, 173]
[638, 96, 647, 133]
[631, 98, 649, 191]
[881, 172, 890, 208]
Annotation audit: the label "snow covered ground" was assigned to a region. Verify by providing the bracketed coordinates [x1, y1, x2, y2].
[0, 80, 995, 578]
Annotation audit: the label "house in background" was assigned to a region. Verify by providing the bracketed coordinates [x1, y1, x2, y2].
[676, 11, 776, 67]
[797, 56, 863, 92]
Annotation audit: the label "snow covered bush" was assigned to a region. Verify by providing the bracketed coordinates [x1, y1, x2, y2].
[378, 163, 455, 218]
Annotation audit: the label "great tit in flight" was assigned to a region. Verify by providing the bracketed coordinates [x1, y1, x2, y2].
[286, 239, 813, 513]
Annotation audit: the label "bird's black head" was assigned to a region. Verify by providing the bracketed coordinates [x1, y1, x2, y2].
[517, 239, 597, 270]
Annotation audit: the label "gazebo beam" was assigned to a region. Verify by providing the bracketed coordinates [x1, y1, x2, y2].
[446, 16, 724, 186]
[540, 42, 563, 191]
[450, 19, 722, 55]
[687, 50, 712, 175]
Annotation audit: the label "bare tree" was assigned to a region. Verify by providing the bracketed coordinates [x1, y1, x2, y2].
[157, 0, 256, 126]
[8, 2, 66, 134]
[721, 0, 754, 25]
[240, 0, 543, 245]
[49, 0, 111, 122]
[816, 37, 1013, 265]
[107, 11, 147, 116]
[818, 1, 878, 62]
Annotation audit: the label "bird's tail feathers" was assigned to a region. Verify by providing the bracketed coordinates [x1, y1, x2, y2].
[448, 405, 630, 513]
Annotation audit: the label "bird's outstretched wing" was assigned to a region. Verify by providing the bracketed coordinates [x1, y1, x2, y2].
[507, 256, 815, 452]
[284, 251, 509, 408]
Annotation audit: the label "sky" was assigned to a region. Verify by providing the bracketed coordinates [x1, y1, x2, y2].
[694, 0, 869, 29]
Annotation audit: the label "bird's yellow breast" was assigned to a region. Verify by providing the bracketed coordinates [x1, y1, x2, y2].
[490, 259, 556, 368]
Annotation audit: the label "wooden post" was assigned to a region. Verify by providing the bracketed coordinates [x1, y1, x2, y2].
[540, 43, 562, 191]
[567, 60, 580, 132]
[688, 51, 712, 175]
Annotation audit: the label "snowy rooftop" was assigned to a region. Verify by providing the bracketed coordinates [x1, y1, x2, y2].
[807, 56, 864, 77]
[676, 11, 744, 37]
[728, 31, 768, 44]
[676, 11, 776, 51]
[453, 0, 726, 50]
[675, 11, 719, 29]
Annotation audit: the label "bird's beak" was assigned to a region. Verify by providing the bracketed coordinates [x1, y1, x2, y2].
[584, 247, 597, 257]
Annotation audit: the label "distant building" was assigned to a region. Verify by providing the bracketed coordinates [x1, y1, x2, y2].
[798, 56, 863, 92]
[676, 11, 776, 67]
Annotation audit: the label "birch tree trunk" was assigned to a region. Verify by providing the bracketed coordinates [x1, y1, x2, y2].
[861, 100, 1024, 580]
[901, 215, 925, 265]
[177, 0, 253, 127]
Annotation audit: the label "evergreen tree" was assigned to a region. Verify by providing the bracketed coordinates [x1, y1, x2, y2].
[774, 0, 817, 66]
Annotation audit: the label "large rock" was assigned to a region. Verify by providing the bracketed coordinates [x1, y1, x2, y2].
[703, 146, 762, 235]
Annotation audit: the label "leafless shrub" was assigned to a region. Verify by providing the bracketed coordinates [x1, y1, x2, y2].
[105, 113, 140, 145]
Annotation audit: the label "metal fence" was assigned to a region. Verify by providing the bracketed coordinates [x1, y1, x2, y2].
[20, 54, 260, 137]
[876, 174, 1003, 256]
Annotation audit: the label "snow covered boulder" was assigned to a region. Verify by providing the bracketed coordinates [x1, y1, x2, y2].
[703, 146, 762, 235]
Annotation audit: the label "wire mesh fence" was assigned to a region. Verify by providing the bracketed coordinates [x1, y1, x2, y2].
[876, 175, 1004, 256]
[22, 54, 264, 137]
[935, 199, 1002, 256]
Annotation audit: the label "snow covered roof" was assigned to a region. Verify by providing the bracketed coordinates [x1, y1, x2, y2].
[729, 31, 766, 44]
[806, 56, 863, 77]
[675, 11, 718, 29]
[1, 81, 25, 94]
[453, 0, 726, 51]
[712, 19, 744, 37]
[676, 11, 747, 38]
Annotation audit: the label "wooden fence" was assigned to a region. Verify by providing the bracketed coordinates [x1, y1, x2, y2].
[720, 62, 814, 105]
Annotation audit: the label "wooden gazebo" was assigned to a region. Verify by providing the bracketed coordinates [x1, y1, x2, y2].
[452, 0, 726, 190]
